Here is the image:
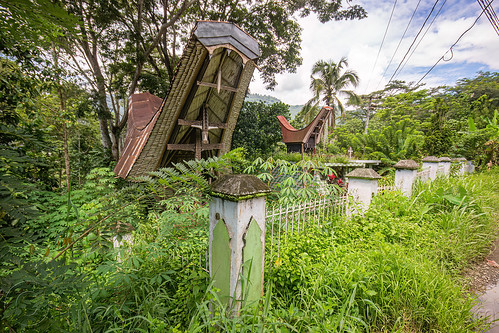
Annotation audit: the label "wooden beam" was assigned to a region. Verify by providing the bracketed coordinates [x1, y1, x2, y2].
[195, 130, 202, 160]
[167, 143, 224, 151]
[197, 81, 238, 92]
[177, 119, 227, 129]
[167, 144, 196, 151]
[178, 119, 202, 126]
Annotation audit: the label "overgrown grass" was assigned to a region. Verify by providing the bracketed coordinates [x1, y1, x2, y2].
[264, 169, 499, 332]
[81, 169, 498, 332]
[6, 167, 498, 331]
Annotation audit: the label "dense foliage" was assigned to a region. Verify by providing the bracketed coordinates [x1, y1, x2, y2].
[2, 1, 499, 331]
[2, 147, 498, 331]
[232, 101, 291, 158]
[329, 74, 499, 166]
[1, 0, 366, 160]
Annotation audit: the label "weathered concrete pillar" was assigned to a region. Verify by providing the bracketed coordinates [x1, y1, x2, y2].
[466, 161, 475, 173]
[453, 157, 467, 176]
[346, 168, 381, 214]
[422, 156, 440, 180]
[209, 174, 270, 311]
[438, 157, 452, 177]
[394, 160, 419, 197]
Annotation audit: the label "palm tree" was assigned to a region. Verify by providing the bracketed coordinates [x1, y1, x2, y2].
[308, 57, 360, 129]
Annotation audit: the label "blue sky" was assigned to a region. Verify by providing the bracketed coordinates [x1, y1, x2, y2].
[249, 0, 499, 105]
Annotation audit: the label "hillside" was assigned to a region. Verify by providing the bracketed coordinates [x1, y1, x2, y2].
[245, 93, 303, 119]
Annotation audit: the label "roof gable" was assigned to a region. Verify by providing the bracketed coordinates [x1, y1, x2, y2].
[115, 21, 260, 179]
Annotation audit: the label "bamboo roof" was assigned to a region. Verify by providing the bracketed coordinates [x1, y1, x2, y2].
[114, 21, 260, 179]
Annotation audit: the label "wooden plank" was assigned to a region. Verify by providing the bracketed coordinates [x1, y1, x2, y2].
[167, 143, 224, 151]
[167, 144, 196, 151]
[178, 118, 227, 129]
[178, 119, 202, 126]
[197, 81, 238, 92]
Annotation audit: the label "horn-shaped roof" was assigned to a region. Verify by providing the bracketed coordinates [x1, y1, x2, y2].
[114, 21, 260, 179]
[277, 106, 333, 144]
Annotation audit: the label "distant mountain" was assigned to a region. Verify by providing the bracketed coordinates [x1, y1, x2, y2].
[245, 93, 303, 119]
[288, 105, 302, 120]
[245, 93, 281, 104]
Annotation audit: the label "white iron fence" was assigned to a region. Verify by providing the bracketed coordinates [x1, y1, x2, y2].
[377, 184, 396, 194]
[265, 192, 348, 263]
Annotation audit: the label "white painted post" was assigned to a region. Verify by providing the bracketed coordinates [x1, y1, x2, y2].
[438, 157, 452, 177]
[209, 175, 271, 312]
[394, 160, 419, 197]
[112, 222, 134, 263]
[453, 157, 467, 176]
[467, 161, 475, 173]
[422, 156, 440, 180]
[346, 168, 381, 215]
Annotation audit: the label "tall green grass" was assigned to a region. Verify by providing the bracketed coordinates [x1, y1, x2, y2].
[263, 169, 499, 332]
[63, 169, 499, 332]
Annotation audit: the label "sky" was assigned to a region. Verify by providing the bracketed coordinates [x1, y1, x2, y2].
[248, 0, 499, 106]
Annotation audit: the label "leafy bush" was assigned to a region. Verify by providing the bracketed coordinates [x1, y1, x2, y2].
[267, 172, 498, 332]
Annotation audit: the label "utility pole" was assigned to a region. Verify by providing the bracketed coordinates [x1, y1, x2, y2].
[362, 96, 373, 158]
[364, 96, 373, 134]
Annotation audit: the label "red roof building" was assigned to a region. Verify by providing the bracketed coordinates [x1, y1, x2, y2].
[277, 106, 333, 154]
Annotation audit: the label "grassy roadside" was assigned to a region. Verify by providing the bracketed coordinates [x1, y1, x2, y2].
[191, 168, 499, 332]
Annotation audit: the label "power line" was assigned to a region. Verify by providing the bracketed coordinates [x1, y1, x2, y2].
[477, 0, 499, 35]
[388, 0, 441, 84]
[416, 2, 492, 85]
[397, 0, 447, 78]
[376, 0, 422, 91]
[364, 0, 397, 93]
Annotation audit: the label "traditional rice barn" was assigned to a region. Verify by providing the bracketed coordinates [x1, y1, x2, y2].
[277, 106, 333, 155]
[114, 21, 260, 179]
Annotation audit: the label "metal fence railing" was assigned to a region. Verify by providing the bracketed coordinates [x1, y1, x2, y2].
[265, 193, 348, 263]
[377, 184, 396, 194]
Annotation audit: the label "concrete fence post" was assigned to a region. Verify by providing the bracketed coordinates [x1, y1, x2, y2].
[346, 168, 381, 214]
[422, 156, 440, 180]
[394, 160, 419, 197]
[208, 174, 271, 312]
[438, 157, 452, 177]
[466, 160, 475, 173]
[453, 157, 467, 176]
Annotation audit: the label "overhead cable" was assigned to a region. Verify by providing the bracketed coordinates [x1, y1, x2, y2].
[388, 0, 441, 83]
[397, 0, 447, 78]
[364, 0, 397, 93]
[416, 3, 491, 85]
[376, 0, 422, 91]
[477, 0, 499, 35]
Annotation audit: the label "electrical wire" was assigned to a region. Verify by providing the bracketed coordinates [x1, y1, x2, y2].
[416, 2, 491, 85]
[375, 0, 422, 91]
[477, 0, 499, 35]
[388, 0, 441, 83]
[396, 0, 447, 79]
[477, 0, 499, 33]
[364, 0, 397, 93]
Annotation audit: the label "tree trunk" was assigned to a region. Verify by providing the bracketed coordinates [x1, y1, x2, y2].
[57, 85, 71, 191]
[364, 96, 372, 134]
[98, 118, 113, 152]
[63, 122, 71, 191]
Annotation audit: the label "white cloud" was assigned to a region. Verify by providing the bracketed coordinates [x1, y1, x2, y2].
[249, 0, 499, 105]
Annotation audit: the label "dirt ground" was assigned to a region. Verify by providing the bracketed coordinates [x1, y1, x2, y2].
[465, 236, 499, 293]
